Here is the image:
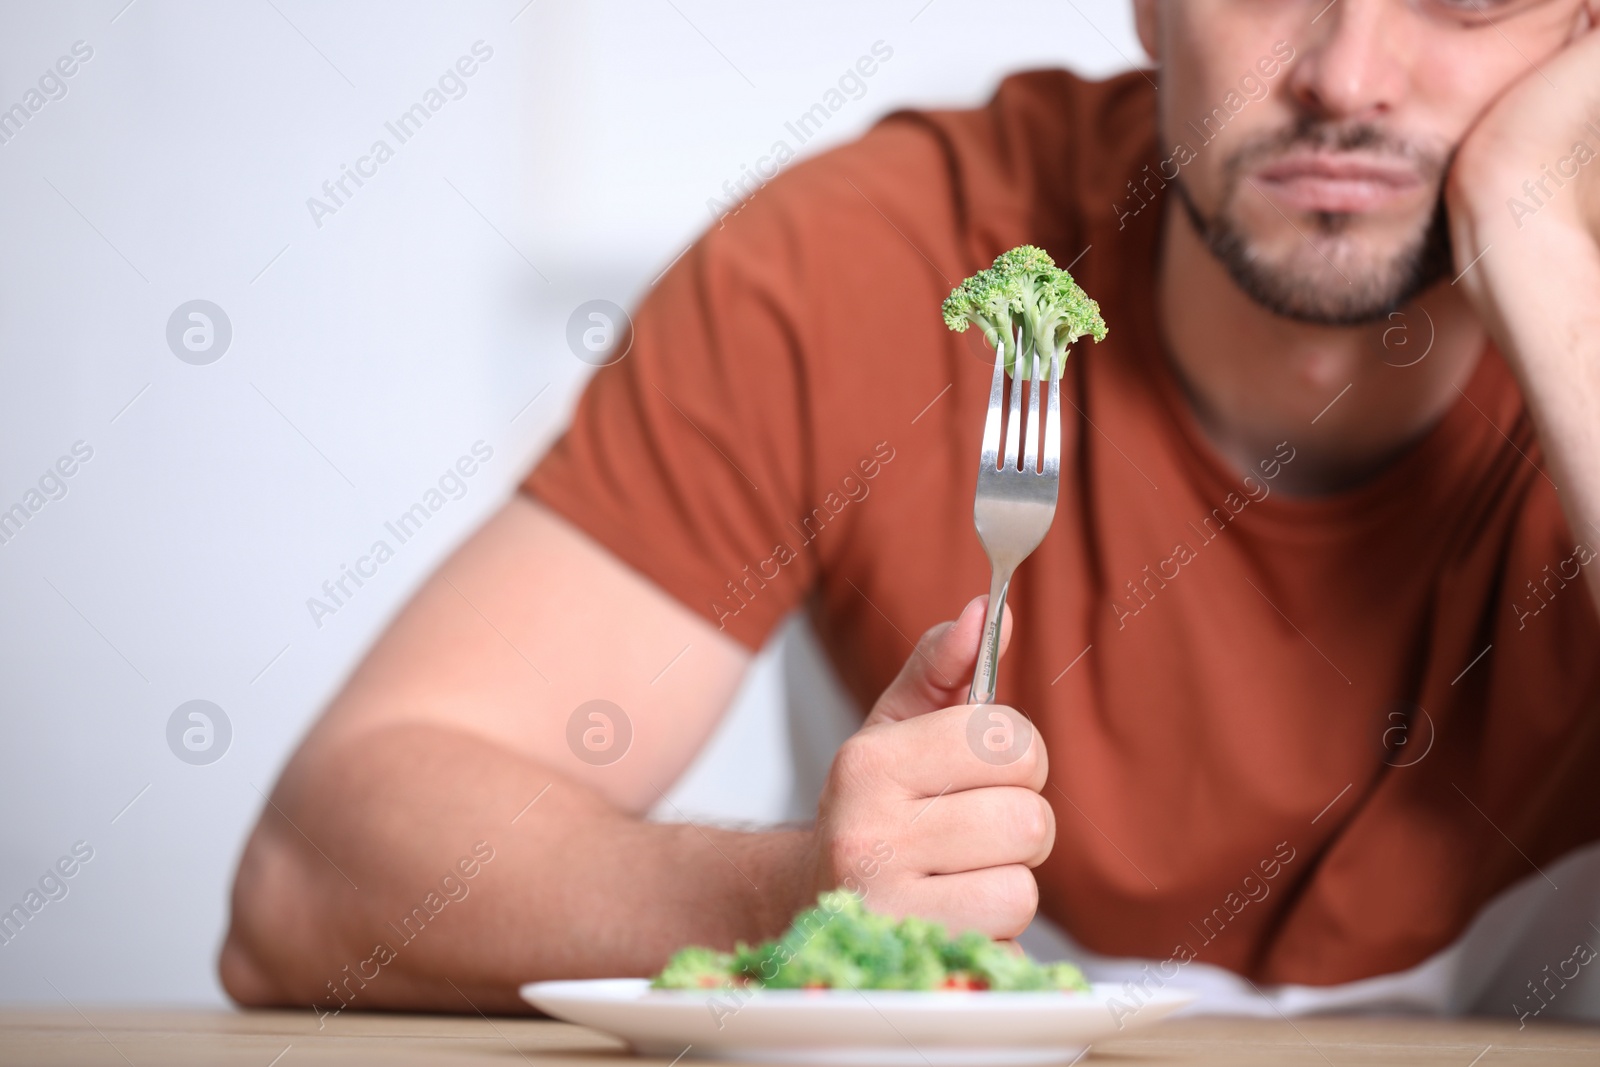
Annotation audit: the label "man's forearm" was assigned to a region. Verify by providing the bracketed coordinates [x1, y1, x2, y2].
[1445, 18, 1600, 623]
[221, 721, 814, 1014]
[1460, 214, 1600, 622]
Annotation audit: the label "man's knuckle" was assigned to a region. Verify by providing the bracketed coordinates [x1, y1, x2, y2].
[1008, 792, 1052, 850]
[1029, 796, 1057, 862]
[1010, 727, 1043, 780]
[992, 866, 1039, 935]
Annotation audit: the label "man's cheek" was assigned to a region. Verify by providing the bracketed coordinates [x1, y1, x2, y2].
[1409, 27, 1559, 166]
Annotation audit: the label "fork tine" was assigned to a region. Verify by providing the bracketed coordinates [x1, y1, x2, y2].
[968, 334, 1063, 706]
[1024, 348, 1042, 474]
[980, 338, 1005, 471]
[1044, 349, 1062, 476]
[1003, 327, 1024, 471]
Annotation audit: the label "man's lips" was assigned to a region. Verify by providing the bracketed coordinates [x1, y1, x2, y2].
[1250, 154, 1427, 214]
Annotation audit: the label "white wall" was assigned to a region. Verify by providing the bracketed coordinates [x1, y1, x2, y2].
[0, 0, 1140, 1004]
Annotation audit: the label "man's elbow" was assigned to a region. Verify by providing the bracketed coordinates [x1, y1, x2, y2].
[219, 928, 281, 1007]
[218, 822, 314, 1008]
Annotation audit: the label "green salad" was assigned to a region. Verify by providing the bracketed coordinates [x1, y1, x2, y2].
[652, 891, 1090, 992]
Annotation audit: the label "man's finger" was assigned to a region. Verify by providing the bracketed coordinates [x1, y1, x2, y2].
[867, 596, 1012, 725]
[837, 702, 1048, 798]
[889, 785, 1056, 873]
[873, 865, 1039, 941]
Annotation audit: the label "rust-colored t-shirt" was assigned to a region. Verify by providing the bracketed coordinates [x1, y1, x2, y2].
[524, 70, 1600, 985]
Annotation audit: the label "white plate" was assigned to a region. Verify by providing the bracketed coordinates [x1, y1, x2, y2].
[521, 978, 1195, 1065]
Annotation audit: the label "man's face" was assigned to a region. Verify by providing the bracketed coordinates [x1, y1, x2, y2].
[1136, 0, 1584, 325]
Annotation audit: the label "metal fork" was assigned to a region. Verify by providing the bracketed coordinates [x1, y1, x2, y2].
[968, 332, 1061, 705]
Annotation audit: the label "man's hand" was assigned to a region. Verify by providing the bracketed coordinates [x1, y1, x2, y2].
[808, 597, 1054, 940]
[1444, 2, 1600, 625]
[1447, 1, 1600, 311]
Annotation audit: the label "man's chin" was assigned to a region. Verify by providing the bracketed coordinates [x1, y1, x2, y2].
[1174, 180, 1454, 327]
[1208, 240, 1426, 327]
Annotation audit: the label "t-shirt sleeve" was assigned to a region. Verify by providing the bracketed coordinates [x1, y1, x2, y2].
[522, 203, 819, 651]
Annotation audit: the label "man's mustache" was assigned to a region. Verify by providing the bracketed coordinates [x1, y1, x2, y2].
[1224, 117, 1453, 186]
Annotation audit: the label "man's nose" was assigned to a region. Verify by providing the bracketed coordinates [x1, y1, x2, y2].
[1283, 0, 1411, 122]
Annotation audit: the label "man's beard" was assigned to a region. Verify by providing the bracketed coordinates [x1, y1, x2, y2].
[1170, 118, 1455, 327]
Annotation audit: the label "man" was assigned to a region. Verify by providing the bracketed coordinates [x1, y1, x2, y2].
[221, 0, 1600, 1014]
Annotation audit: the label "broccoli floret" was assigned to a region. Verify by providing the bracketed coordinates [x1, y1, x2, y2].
[1042, 960, 1093, 992]
[751, 890, 896, 989]
[941, 244, 1107, 378]
[652, 945, 739, 989]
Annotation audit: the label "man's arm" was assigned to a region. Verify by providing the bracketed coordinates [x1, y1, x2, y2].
[1449, 3, 1600, 621]
[222, 496, 1052, 1014]
[220, 496, 810, 1013]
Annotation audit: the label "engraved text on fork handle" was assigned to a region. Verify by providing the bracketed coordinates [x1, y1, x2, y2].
[968, 565, 1012, 705]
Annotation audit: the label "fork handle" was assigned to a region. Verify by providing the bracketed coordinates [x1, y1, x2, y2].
[968, 565, 1013, 705]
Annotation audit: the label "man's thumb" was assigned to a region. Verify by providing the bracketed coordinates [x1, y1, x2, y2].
[866, 595, 1011, 725]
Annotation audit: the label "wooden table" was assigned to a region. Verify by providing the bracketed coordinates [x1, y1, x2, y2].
[3, 1009, 1598, 1065]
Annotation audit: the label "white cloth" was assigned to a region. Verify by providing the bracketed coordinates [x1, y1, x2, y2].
[1019, 840, 1600, 1024]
